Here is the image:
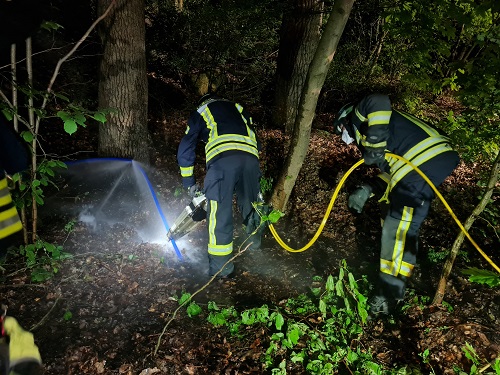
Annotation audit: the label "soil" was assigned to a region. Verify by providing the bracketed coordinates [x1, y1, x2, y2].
[1, 102, 499, 375]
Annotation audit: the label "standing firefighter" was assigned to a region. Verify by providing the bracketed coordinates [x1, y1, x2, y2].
[334, 93, 460, 317]
[177, 94, 263, 278]
[0, 116, 29, 260]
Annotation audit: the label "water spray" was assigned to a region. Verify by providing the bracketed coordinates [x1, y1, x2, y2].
[64, 158, 183, 261]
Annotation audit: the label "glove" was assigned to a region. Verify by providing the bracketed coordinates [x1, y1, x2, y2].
[348, 184, 373, 213]
[363, 147, 386, 166]
[187, 184, 200, 198]
[2, 317, 42, 375]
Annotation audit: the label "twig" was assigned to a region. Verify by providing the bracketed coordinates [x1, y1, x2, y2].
[29, 296, 61, 332]
[153, 243, 252, 357]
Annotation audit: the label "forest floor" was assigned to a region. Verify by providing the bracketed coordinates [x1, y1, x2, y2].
[1, 101, 499, 375]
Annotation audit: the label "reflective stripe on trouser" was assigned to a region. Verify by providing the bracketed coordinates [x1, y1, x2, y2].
[379, 197, 430, 300]
[0, 179, 23, 240]
[204, 152, 261, 257]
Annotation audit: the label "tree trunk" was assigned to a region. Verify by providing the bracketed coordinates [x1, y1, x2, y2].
[433, 151, 500, 305]
[270, 0, 355, 211]
[98, 0, 150, 164]
[273, 0, 323, 134]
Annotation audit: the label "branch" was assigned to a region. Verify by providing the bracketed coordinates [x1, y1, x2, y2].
[153, 243, 252, 357]
[36, 0, 117, 134]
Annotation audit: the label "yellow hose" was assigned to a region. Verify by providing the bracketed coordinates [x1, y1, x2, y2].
[269, 153, 500, 274]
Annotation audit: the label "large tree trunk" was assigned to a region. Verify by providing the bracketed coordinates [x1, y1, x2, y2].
[271, 0, 355, 211]
[97, 0, 150, 164]
[273, 0, 323, 134]
[433, 151, 500, 305]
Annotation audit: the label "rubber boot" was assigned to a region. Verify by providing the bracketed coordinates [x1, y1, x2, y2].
[368, 272, 406, 319]
[208, 253, 234, 278]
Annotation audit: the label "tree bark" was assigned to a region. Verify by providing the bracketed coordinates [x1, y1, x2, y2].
[273, 0, 323, 134]
[433, 151, 500, 305]
[270, 0, 355, 211]
[98, 0, 150, 164]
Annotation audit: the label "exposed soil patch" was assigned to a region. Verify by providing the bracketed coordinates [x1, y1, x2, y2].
[1, 104, 499, 375]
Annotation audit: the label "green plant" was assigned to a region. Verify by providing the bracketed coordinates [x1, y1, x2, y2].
[260, 176, 274, 195]
[401, 289, 432, 312]
[18, 239, 72, 282]
[64, 220, 75, 233]
[461, 267, 500, 288]
[63, 311, 73, 321]
[419, 348, 437, 375]
[178, 292, 202, 318]
[204, 261, 379, 374]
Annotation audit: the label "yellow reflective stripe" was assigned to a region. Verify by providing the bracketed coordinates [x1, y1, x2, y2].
[0, 182, 13, 206]
[0, 206, 22, 239]
[389, 136, 449, 172]
[208, 200, 217, 246]
[179, 166, 194, 177]
[397, 111, 440, 137]
[377, 172, 391, 184]
[184, 125, 190, 135]
[0, 220, 23, 239]
[389, 142, 453, 189]
[399, 261, 414, 277]
[207, 134, 258, 150]
[208, 242, 233, 256]
[206, 143, 259, 162]
[354, 128, 363, 144]
[354, 107, 366, 122]
[362, 140, 387, 148]
[367, 110, 391, 126]
[198, 106, 217, 133]
[381, 206, 413, 276]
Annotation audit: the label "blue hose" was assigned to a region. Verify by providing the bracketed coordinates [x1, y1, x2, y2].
[64, 158, 183, 261]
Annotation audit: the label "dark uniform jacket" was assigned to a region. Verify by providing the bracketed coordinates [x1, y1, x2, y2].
[349, 94, 458, 200]
[177, 98, 260, 188]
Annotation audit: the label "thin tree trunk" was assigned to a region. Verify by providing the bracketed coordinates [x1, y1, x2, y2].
[270, 0, 355, 211]
[433, 151, 500, 305]
[273, 0, 323, 134]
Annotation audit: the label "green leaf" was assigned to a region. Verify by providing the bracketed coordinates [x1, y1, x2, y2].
[274, 312, 284, 330]
[21, 131, 34, 142]
[178, 292, 191, 306]
[268, 210, 284, 224]
[461, 267, 500, 287]
[63, 311, 73, 321]
[93, 112, 107, 123]
[64, 119, 78, 135]
[186, 302, 202, 317]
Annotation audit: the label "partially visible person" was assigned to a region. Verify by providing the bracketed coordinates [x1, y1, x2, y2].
[177, 93, 263, 278]
[0, 314, 42, 375]
[333, 93, 460, 317]
[0, 116, 30, 260]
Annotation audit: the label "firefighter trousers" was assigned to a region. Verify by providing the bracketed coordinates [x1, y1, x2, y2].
[203, 152, 261, 277]
[377, 151, 459, 300]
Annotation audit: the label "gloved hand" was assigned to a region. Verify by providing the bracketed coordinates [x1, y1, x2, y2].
[187, 183, 200, 198]
[363, 147, 386, 166]
[2, 317, 42, 375]
[348, 184, 373, 213]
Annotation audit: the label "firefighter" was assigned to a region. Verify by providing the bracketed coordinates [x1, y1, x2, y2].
[333, 93, 460, 317]
[0, 315, 42, 375]
[177, 93, 262, 278]
[0, 117, 30, 260]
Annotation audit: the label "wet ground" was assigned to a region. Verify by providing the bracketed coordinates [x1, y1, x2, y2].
[1, 119, 499, 374]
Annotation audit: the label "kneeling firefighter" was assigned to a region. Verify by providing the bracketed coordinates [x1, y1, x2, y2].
[333, 93, 460, 317]
[177, 93, 264, 278]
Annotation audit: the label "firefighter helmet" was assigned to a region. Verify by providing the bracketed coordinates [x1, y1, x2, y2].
[197, 93, 219, 107]
[333, 103, 354, 135]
